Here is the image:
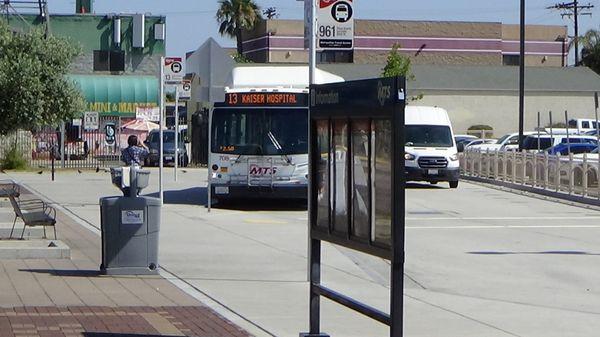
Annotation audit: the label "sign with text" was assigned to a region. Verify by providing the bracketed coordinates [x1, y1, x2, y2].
[222, 92, 308, 107]
[83, 112, 99, 130]
[136, 106, 160, 122]
[164, 57, 183, 84]
[317, 0, 354, 50]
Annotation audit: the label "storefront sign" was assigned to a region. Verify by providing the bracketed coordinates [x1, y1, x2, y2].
[136, 106, 160, 122]
[87, 102, 158, 114]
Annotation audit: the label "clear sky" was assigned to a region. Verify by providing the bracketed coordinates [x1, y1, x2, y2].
[47, 0, 600, 58]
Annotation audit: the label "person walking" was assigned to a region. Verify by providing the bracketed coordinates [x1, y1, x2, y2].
[122, 135, 149, 166]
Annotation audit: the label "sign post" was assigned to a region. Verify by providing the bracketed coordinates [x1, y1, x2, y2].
[160, 57, 184, 202]
[302, 76, 406, 337]
[174, 88, 179, 182]
[159, 57, 165, 204]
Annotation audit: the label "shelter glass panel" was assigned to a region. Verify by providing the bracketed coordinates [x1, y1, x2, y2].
[372, 119, 392, 246]
[315, 119, 330, 229]
[351, 120, 371, 239]
[333, 120, 349, 234]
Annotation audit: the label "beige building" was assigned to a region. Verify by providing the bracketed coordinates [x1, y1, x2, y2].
[320, 64, 600, 135]
[242, 19, 568, 67]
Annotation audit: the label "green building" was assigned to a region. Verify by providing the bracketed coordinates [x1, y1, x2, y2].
[8, 4, 165, 118]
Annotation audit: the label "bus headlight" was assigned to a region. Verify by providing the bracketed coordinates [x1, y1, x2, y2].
[405, 153, 416, 161]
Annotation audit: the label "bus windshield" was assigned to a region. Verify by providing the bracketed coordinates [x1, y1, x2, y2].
[211, 108, 308, 155]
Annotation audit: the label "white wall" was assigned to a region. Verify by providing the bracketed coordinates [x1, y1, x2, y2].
[410, 90, 599, 137]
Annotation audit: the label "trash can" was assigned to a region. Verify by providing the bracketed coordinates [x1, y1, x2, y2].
[100, 166, 160, 275]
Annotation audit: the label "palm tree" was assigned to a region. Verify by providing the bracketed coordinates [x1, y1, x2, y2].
[216, 0, 262, 56]
[581, 29, 600, 74]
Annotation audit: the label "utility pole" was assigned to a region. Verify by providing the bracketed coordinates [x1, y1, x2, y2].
[518, 0, 525, 151]
[547, 1, 594, 66]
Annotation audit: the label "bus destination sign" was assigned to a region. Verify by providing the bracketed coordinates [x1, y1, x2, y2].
[225, 92, 307, 107]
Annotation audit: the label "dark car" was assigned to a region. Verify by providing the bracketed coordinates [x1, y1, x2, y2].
[144, 130, 189, 167]
[456, 137, 479, 152]
[547, 143, 598, 156]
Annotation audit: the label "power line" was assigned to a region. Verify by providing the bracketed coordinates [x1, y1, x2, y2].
[548, 1, 594, 66]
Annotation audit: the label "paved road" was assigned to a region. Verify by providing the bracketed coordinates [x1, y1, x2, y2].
[7, 168, 600, 337]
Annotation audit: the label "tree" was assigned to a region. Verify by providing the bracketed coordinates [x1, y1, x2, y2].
[216, 0, 262, 56]
[0, 22, 85, 135]
[381, 43, 414, 80]
[382, 44, 422, 101]
[581, 29, 600, 74]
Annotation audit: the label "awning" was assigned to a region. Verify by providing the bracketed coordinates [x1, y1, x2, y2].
[70, 75, 159, 117]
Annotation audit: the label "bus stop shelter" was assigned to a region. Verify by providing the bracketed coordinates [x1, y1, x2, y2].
[304, 76, 406, 337]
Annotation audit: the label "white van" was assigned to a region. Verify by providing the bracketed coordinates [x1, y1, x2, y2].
[405, 106, 460, 188]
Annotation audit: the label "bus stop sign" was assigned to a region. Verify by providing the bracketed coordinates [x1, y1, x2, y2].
[303, 76, 406, 337]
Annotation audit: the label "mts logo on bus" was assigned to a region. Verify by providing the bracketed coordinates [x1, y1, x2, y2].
[249, 165, 278, 175]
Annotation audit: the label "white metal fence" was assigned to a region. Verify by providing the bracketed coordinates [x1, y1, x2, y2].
[460, 149, 600, 199]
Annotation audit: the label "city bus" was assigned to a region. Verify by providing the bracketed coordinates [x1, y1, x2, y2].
[209, 66, 343, 203]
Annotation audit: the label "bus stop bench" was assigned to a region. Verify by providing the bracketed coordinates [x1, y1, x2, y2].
[5, 191, 57, 240]
[0, 180, 20, 198]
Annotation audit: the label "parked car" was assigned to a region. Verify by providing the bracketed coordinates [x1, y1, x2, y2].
[522, 134, 598, 151]
[455, 135, 479, 152]
[144, 129, 189, 167]
[469, 131, 542, 152]
[547, 143, 598, 155]
[462, 138, 496, 151]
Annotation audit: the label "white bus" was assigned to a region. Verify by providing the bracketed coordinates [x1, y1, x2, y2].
[209, 66, 343, 203]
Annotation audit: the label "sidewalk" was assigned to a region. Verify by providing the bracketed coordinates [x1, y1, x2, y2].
[0, 186, 251, 337]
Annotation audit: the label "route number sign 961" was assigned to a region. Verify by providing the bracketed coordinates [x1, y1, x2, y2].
[317, 0, 354, 50]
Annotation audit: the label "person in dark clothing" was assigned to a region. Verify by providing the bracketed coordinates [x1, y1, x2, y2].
[121, 135, 149, 166]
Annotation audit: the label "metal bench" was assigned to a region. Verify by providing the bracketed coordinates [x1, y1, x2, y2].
[0, 180, 20, 198]
[5, 190, 57, 240]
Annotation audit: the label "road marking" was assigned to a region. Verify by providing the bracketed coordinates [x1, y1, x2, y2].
[407, 225, 600, 229]
[407, 216, 600, 221]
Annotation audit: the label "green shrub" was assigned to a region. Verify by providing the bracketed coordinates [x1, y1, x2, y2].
[1, 144, 28, 170]
[468, 124, 494, 131]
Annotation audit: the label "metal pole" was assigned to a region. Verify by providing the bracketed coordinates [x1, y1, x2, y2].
[60, 121, 65, 169]
[565, 110, 571, 154]
[207, 108, 212, 213]
[308, 0, 319, 330]
[518, 0, 526, 151]
[574, 0, 579, 66]
[537, 111, 540, 153]
[159, 57, 165, 204]
[390, 78, 406, 337]
[174, 87, 179, 182]
[549, 111, 554, 145]
[595, 93, 599, 198]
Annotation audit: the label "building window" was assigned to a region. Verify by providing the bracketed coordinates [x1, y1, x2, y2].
[503, 55, 520, 66]
[317, 51, 353, 64]
[93, 50, 126, 72]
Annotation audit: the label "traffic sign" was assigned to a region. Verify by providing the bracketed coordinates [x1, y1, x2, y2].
[317, 0, 354, 50]
[179, 80, 192, 100]
[164, 57, 184, 84]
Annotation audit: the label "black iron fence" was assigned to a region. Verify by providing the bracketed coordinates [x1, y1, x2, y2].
[2, 117, 150, 170]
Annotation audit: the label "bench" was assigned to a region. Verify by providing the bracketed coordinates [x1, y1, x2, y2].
[5, 190, 57, 240]
[0, 180, 20, 198]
